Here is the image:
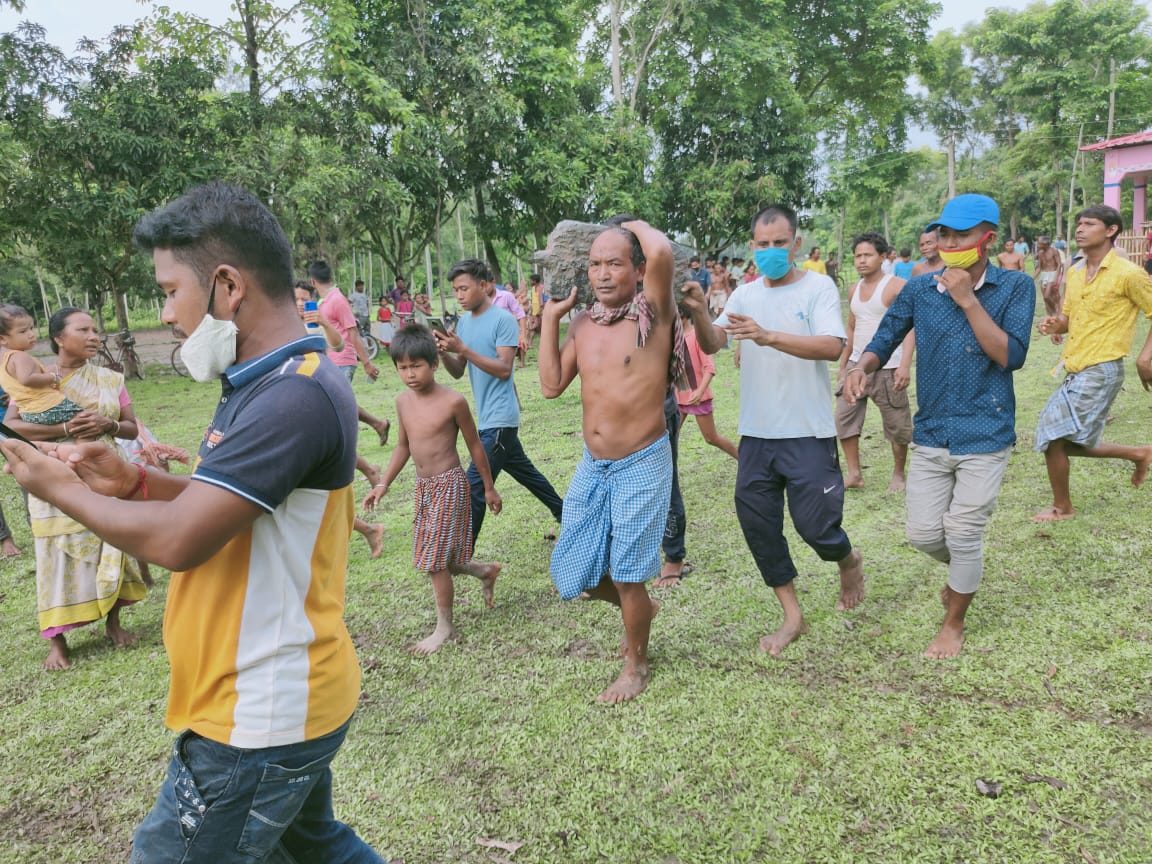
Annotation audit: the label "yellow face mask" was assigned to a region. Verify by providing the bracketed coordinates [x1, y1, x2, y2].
[939, 231, 994, 269]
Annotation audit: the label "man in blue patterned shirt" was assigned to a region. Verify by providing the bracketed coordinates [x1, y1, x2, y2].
[845, 194, 1034, 659]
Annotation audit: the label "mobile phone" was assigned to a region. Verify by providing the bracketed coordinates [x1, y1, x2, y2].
[0, 423, 34, 446]
[425, 316, 450, 335]
[303, 299, 320, 331]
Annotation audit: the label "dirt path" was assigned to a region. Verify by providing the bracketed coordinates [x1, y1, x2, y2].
[32, 327, 182, 368]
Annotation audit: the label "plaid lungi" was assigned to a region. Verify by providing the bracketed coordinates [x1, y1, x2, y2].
[550, 434, 672, 600]
[1034, 359, 1124, 452]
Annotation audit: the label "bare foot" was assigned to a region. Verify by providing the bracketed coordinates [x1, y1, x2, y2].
[362, 522, 385, 558]
[836, 549, 865, 611]
[1, 539, 20, 558]
[43, 635, 70, 671]
[375, 419, 391, 447]
[924, 622, 965, 659]
[1030, 506, 1075, 522]
[106, 620, 139, 648]
[759, 619, 809, 657]
[844, 471, 863, 489]
[887, 474, 906, 493]
[1132, 447, 1152, 488]
[473, 562, 501, 608]
[597, 664, 651, 703]
[409, 625, 458, 656]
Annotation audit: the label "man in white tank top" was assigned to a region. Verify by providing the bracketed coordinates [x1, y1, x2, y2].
[835, 232, 915, 491]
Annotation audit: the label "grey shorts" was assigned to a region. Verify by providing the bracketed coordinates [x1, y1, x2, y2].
[835, 363, 913, 445]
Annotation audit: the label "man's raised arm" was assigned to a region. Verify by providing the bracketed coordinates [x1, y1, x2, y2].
[623, 220, 675, 319]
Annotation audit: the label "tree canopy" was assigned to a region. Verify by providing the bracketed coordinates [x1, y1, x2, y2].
[1, 0, 1150, 311]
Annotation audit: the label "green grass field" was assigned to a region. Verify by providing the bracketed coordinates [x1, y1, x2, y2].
[2, 316, 1151, 863]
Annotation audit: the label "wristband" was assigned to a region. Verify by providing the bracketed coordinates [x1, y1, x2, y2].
[373, 484, 388, 488]
[63, 421, 70, 437]
[121, 464, 149, 500]
[846, 367, 866, 377]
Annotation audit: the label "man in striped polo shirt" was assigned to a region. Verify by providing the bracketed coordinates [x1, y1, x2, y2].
[2, 182, 383, 862]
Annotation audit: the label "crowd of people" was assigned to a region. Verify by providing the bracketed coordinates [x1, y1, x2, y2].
[1, 182, 1151, 860]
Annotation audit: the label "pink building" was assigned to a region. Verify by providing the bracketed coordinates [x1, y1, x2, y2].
[1081, 129, 1152, 254]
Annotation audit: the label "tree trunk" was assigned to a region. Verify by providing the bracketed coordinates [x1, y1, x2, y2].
[1107, 58, 1116, 140]
[836, 204, 845, 286]
[474, 186, 501, 276]
[241, 0, 261, 129]
[947, 131, 957, 199]
[610, 0, 623, 107]
[456, 205, 466, 260]
[113, 287, 142, 380]
[1065, 123, 1084, 245]
[35, 264, 50, 322]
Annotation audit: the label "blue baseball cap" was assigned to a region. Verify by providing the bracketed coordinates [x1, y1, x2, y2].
[926, 194, 1000, 232]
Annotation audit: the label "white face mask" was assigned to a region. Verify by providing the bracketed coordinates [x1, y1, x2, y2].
[179, 277, 238, 382]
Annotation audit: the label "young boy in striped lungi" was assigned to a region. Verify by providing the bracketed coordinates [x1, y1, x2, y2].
[363, 323, 502, 655]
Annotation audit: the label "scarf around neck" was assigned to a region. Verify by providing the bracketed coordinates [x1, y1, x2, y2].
[585, 292, 696, 391]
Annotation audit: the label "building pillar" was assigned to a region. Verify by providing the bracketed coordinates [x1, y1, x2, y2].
[1133, 174, 1147, 231]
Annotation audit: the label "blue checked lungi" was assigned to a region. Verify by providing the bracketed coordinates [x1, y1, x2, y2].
[550, 434, 672, 600]
[1035, 359, 1124, 452]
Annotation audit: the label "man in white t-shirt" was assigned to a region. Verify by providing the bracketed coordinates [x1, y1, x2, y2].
[685, 204, 865, 657]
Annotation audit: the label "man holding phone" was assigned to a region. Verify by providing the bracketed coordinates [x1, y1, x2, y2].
[1, 183, 384, 861]
[435, 258, 564, 544]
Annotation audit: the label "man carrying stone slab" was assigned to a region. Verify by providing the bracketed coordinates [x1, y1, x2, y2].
[539, 216, 691, 703]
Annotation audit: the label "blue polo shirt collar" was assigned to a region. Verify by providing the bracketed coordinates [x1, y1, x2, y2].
[223, 335, 329, 390]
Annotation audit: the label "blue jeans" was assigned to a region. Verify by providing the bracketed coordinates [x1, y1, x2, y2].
[130, 718, 384, 863]
[466, 426, 563, 542]
[338, 365, 356, 383]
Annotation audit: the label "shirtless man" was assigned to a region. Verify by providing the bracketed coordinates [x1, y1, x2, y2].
[539, 217, 677, 703]
[911, 229, 943, 277]
[996, 238, 1026, 271]
[1034, 235, 1065, 316]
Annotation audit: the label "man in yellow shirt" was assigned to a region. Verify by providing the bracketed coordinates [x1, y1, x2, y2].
[800, 246, 827, 275]
[1033, 205, 1152, 521]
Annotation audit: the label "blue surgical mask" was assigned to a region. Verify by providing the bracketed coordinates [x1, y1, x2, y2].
[753, 247, 793, 280]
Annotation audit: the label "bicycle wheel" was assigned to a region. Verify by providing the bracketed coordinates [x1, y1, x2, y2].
[124, 347, 145, 380]
[92, 343, 120, 372]
[363, 333, 380, 361]
[171, 343, 189, 377]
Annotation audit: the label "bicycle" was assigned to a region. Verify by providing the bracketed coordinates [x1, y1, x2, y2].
[356, 317, 380, 361]
[170, 339, 189, 377]
[94, 329, 145, 380]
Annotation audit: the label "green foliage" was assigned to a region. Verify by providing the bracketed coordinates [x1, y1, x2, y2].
[646, 0, 815, 252]
[0, 22, 223, 341]
[3, 0, 1151, 310]
[3, 322, 1152, 861]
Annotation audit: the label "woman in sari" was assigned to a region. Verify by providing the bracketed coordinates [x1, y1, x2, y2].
[4, 307, 144, 670]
